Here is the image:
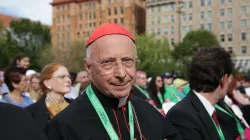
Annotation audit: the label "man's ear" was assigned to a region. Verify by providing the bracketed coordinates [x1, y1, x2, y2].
[220, 74, 228, 89]
[84, 58, 92, 76]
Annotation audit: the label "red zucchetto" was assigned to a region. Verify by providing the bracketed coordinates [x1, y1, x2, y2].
[86, 23, 135, 47]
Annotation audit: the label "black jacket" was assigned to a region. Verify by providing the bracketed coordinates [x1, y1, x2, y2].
[166, 91, 240, 140]
[0, 102, 49, 140]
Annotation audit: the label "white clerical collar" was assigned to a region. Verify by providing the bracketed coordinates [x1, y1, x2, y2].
[118, 96, 129, 108]
[193, 90, 215, 116]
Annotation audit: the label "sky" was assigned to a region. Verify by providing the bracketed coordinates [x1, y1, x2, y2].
[0, 0, 53, 25]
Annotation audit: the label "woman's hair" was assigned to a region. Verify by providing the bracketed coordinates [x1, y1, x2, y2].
[147, 76, 165, 96]
[39, 63, 65, 93]
[227, 74, 244, 96]
[4, 67, 26, 92]
[9, 53, 29, 68]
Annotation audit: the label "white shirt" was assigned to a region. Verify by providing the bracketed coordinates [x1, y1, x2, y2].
[193, 90, 215, 116]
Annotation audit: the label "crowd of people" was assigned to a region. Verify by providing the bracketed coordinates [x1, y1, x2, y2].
[0, 23, 250, 140]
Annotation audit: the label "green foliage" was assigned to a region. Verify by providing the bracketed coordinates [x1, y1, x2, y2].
[39, 42, 86, 72]
[136, 34, 176, 77]
[172, 30, 221, 78]
[0, 18, 51, 70]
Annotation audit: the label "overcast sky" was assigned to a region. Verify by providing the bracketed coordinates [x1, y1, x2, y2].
[0, 0, 53, 25]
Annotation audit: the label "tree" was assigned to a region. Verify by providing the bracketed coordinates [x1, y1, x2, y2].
[5, 18, 51, 70]
[39, 42, 86, 72]
[136, 34, 176, 76]
[172, 30, 221, 78]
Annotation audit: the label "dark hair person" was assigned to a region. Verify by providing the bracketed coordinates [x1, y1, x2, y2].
[0, 67, 33, 108]
[147, 76, 165, 109]
[9, 53, 30, 69]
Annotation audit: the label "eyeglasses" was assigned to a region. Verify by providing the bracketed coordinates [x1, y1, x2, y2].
[52, 75, 71, 80]
[156, 80, 162, 82]
[88, 57, 141, 70]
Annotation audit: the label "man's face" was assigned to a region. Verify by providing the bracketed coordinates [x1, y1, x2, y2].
[243, 81, 250, 88]
[77, 72, 89, 83]
[84, 35, 137, 98]
[31, 77, 40, 91]
[163, 77, 173, 85]
[135, 73, 147, 87]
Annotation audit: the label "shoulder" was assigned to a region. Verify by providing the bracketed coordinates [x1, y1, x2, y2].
[25, 97, 46, 112]
[130, 95, 164, 120]
[0, 102, 31, 119]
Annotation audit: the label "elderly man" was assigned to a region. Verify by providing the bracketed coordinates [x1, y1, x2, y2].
[46, 23, 181, 140]
[165, 48, 244, 140]
[76, 71, 89, 83]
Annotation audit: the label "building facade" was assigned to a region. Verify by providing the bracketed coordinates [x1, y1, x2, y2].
[51, 0, 146, 48]
[146, 0, 250, 72]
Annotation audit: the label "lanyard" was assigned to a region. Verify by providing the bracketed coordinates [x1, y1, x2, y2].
[86, 85, 134, 140]
[215, 104, 245, 137]
[157, 93, 164, 104]
[211, 118, 226, 140]
[134, 84, 150, 99]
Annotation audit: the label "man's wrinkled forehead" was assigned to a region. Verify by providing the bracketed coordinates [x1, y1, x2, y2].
[90, 34, 136, 58]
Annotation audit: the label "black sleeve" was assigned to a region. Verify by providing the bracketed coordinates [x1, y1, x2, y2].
[45, 119, 81, 140]
[166, 110, 203, 140]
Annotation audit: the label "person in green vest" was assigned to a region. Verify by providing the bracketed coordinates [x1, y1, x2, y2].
[162, 72, 181, 103]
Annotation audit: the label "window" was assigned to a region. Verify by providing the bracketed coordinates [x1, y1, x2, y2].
[241, 19, 247, 28]
[171, 27, 174, 34]
[207, 23, 212, 31]
[151, 18, 155, 24]
[228, 21, 232, 29]
[86, 13, 88, 20]
[79, 24, 82, 29]
[171, 15, 175, 22]
[242, 32, 247, 40]
[68, 15, 70, 21]
[182, 14, 186, 21]
[57, 7, 60, 12]
[108, 0, 111, 4]
[157, 28, 161, 35]
[228, 0, 232, 2]
[90, 13, 92, 20]
[120, 18, 124, 24]
[220, 34, 225, 42]
[189, 1, 193, 8]
[171, 38, 174, 45]
[62, 26, 65, 31]
[189, 25, 193, 31]
[182, 26, 187, 32]
[62, 15, 65, 22]
[114, 7, 117, 15]
[79, 14, 82, 20]
[68, 5, 70, 10]
[93, 12, 96, 19]
[228, 33, 232, 41]
[170, 3, 175, 10]
[151, 29, 155, 35]
[200, 12, 205, 19]
[157, 17, 161, 24]
[108, 8, 111, 16]
[188, 13, 192, 20]
[114, 18, 117, 23]
[163, 5, 168, 12]
[164, 27, 168, 34]
[200, 0, 205, 6]
[79, 4, 82, 10]
[62, 33, 65, 40]
[241, 6, 247, 14]
[228, 47, 233, 54]
[220, 22, 225, 29]
[183, 2, 187, 9]
[151, 7, 154, 12]
[164, 16, 168, 23]
[158, 6, 161, 12]
[220, 0, 224, 4]
[228, 8, 232, 16]
[200, 24, 205, 30]
[120, 6, 124, 14]
[208, 0, 212, 5]
[57, 26, 60, 31]
[220, 9, 224, 16]
[208, 11, 212, 18]
[57, 34, 60, 41]
[242, 46, 247, 54]
[93, 22, 96, 27]
[68, 25, 70, 30]
[57, 17, 60, 23]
